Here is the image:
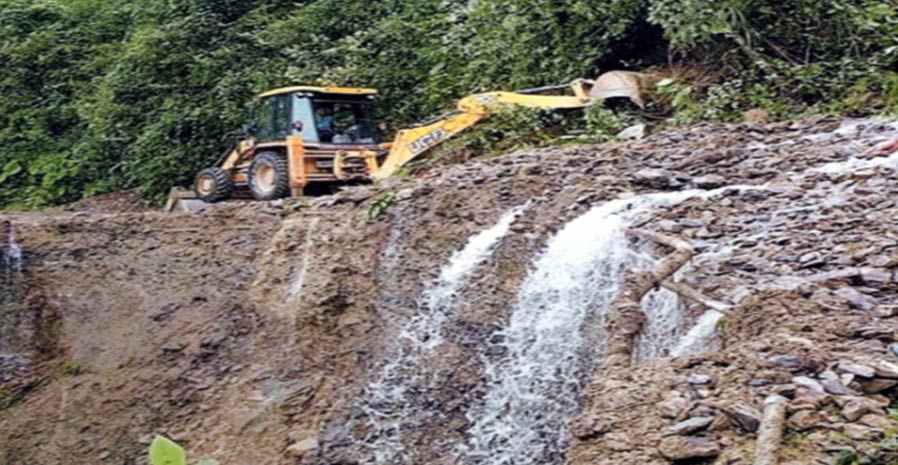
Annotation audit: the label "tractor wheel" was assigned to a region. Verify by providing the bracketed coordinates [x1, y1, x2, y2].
[248, 152, 290, 200]
[194, 167, 233, 203]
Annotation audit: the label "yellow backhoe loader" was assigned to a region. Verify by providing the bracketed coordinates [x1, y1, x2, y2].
[170, 71, 650, 209]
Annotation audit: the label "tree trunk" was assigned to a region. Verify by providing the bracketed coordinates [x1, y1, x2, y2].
[754, 395, 788, 465]
[603, 229, 693, 369]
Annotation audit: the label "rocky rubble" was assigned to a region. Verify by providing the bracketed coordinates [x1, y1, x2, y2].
[0, 117, 896, 465]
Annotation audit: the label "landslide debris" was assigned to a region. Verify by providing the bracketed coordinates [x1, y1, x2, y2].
[1, 117, 896, 465]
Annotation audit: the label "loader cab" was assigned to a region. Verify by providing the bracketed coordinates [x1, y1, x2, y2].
[250, 87, 381, 146]
[194, 85, 385, 205]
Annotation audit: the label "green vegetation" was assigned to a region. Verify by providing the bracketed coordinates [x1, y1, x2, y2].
[1, 0, 896, 208]
[149, 436, 218, 465]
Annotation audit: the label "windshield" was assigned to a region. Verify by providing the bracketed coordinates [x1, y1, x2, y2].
[312, 99, 380, 145]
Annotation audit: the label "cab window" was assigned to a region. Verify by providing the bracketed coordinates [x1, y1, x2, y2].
[253, 95, 291, 142]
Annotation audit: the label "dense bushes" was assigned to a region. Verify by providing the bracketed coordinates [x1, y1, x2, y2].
[0, 0, 895, 208]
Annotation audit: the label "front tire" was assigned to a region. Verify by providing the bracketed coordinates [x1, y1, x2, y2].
[194, 167, 233, 203]
[248, 152, 290, 200]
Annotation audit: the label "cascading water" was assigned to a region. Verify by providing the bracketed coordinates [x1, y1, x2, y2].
[670, 310, 724, 357]
[464, 188, 753, 465]
[636, 286, 684, 360]
[2, 222, 22, 275]
[357, 205, 526, 464]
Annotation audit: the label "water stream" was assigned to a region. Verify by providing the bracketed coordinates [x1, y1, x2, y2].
[464, 187, 754, 465]
[358, 205, 526, 464]
[3, 222, 22, 274]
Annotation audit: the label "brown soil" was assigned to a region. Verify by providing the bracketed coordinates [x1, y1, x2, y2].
[1, 117, 896, 465]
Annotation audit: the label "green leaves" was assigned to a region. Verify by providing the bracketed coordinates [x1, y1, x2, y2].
[148, 436, 186, 465]
[2, 0, 897, 209]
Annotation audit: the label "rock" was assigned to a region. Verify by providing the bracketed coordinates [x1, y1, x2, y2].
[617, 124, 646, 140]
[858, 378, 898, 394]
[890, 344, 898, 359]
[789, 391, 831, 412]
[658, 437, 721, 461]
[840, 424, 880, 441]
[658, 394, 690, 419]
[876, 305, 898, 318]
[633, 169, 686, 189]
[286, 436, 319, 457]
[833, 287, 875, 310]
[837, 362, 876, 378]
[665, 416, 714, 436]
[860, 268, 892, 287]
[858, 414, 894, 430]
[692, 174, 726, 189]
[842, 397, 885, 421]
[770, 355, 803, 372]
[788, 410, 829, 431]
[721, 403, 761, 432]
[819, 370, 851, 395]
[687, 374, 713, 386]
[872, 360, 898, 378]
[793, 376, 825, 393]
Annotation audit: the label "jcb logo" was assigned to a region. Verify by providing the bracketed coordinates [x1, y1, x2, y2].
[410, 128, 449, 155]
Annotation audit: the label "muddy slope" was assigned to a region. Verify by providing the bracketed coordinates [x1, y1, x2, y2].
[1, 117, 897, 465]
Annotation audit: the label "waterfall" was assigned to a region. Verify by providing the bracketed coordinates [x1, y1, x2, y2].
[2, 222, 22, 274]
[670, 310, 725, 357]
[357, 205, 525, 464]
[464, 187, 756, 465]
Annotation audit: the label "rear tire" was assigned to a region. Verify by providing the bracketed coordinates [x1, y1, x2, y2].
[248, 152, 290, 200]
[194, 167, 233, 203]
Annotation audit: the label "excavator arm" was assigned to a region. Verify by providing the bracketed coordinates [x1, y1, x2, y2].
[370, 71, 652, 180]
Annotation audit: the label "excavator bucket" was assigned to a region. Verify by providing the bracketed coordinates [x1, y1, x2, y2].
[589, 71, 658, 108]
[164, 188, 207, 213]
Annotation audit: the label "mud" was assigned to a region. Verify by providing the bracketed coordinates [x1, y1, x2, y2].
[1, 117, 896, 465]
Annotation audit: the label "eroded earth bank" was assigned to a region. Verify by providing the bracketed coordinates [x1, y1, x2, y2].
[2, 118, 897, 465]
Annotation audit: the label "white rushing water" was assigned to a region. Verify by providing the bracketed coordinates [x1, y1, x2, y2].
[464, 187, 755, 465]
[3, 223, 22, 274]
[359, 205, 526, 464]
[670, 310, 725, 357]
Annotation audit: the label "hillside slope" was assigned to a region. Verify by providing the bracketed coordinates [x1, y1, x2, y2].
[1, 118, 897, 465]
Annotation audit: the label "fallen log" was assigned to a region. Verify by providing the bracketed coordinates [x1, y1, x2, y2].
[754, 395, 788, 465]
[660, 280, 733, 315]
[603, 229, 694, 369]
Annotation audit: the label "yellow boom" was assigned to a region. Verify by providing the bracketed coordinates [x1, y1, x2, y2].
[371, 71, 651, 180]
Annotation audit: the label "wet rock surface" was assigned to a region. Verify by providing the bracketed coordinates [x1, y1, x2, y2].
[1, 117, 897, 465]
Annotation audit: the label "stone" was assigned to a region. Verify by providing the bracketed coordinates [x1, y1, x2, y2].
[286, 436, 319, 457]
[687, 374, 713, 386]
[789, 391, 831, 412]
[872, 361, 898, 378]
[842, 397, 884, 421]
[692, 174, 726, 189]
[793, 376, 825, 393]
[876, 305, 898, 318]
[833, 287, 875, 310]
[721, 403, 761, 432]
[819, 370, 851, 395]
[665, 416, 714, 436]
[858, 378, 898, 394]
[633, 169, 686, 189]
[860, 268, 892, 287]
[770, 355, 803, 372]
[841, 424, 880, 441]
[890, 344, 898, 359]
[617, 124, 646, 140]
[658, 437, 721, 461]
[858, 414, 894, 430]
[837, 362, 876, 378]
[788, 410, 829, 431]
[658, 394, 690, 419]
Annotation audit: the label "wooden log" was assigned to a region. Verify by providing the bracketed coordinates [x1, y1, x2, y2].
[660, 280, 733, 315]
[603, 229, 694, 369]
[754, 395, 788, 465]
